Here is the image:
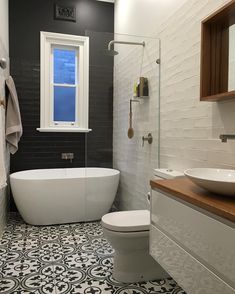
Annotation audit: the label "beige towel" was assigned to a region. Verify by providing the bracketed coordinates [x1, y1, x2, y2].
[5, 76, 23, 154]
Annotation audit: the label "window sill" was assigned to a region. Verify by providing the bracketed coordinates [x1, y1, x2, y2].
[37, 127, 92, 133]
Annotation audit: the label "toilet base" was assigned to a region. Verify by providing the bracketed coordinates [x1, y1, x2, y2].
[113, 249, 169, 283]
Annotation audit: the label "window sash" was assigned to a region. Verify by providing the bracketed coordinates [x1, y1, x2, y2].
[50, 45, 79, 127]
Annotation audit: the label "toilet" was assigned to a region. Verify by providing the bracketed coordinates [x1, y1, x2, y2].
[101, 169, 184, 283]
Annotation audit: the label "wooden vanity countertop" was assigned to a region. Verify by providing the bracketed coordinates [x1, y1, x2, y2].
[150, 177, 235, 223]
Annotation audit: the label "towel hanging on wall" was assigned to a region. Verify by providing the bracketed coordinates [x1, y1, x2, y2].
[0, 105, 7, 188]
[5, 76, 23, 154]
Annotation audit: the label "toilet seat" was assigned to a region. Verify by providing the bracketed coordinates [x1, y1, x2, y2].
[102, 210, 150, 232]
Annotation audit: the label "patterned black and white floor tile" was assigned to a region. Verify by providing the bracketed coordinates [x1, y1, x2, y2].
[0, 214, 186, 294]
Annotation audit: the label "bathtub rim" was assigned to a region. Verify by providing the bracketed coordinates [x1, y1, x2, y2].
[10, 167, 120, 181]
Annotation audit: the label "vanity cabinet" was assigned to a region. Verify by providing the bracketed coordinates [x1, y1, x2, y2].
[150, 179, 235, 294]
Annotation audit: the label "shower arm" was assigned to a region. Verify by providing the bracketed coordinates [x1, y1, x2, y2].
[108, 40, 145, 51]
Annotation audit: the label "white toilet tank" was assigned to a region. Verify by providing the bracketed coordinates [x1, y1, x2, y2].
[147, 169, 184, 204]
[154, 168, 184, 180]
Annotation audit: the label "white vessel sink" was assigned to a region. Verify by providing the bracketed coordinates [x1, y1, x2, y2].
[184, 168, 235, 196]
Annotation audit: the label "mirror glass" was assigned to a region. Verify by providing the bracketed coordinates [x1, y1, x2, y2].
[228, 24, 235, 91]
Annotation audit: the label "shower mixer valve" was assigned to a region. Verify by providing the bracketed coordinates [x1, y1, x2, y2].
[142, 133, 153, 147]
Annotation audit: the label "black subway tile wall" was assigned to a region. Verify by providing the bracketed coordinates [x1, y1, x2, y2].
[9, 0, 114, 208]
[10, 59, 86, 172]
[86, 30, 114, 168]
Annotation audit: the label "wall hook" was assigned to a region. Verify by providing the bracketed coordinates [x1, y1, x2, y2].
[0, 58, 7, 69]
[0, 99, 5, 108]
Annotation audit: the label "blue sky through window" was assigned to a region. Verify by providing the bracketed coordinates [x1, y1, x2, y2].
[53, 48, 76, 84]
[54, 86, 76, 122]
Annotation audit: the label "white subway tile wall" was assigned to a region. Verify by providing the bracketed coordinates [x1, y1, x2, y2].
[113, 0, 235, 210]
[159, 0, 235, 171]
[0, 185, 9, 236]
[113, 38, 160, 210]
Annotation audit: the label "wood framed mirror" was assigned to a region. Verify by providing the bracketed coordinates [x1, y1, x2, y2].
[200, 0, 235, 101]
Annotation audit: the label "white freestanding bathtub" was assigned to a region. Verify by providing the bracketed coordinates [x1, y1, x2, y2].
[10, 168, 120, 226]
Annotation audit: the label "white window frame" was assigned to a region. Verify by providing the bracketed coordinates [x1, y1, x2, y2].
[38, 31, 91, 133]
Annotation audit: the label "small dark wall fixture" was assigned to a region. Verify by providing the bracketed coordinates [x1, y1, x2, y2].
[54, 4, 76, 22]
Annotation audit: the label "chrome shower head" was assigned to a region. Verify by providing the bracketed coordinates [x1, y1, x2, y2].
[104, 49, 119, 56]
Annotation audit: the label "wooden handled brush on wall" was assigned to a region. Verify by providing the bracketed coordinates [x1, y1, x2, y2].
[127, 100, 134, 139]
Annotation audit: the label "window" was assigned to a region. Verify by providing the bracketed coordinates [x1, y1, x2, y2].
[38, 31, 90, 132]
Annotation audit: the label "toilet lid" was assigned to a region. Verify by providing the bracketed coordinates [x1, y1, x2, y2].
[101, 210, 150, 232]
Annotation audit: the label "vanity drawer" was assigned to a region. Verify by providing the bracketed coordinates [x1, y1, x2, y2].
[151, 189, 235, 289]
[150, 225, 235, 294]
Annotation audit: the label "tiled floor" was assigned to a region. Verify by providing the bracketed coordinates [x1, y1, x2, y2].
[0, 214, 186, 294]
